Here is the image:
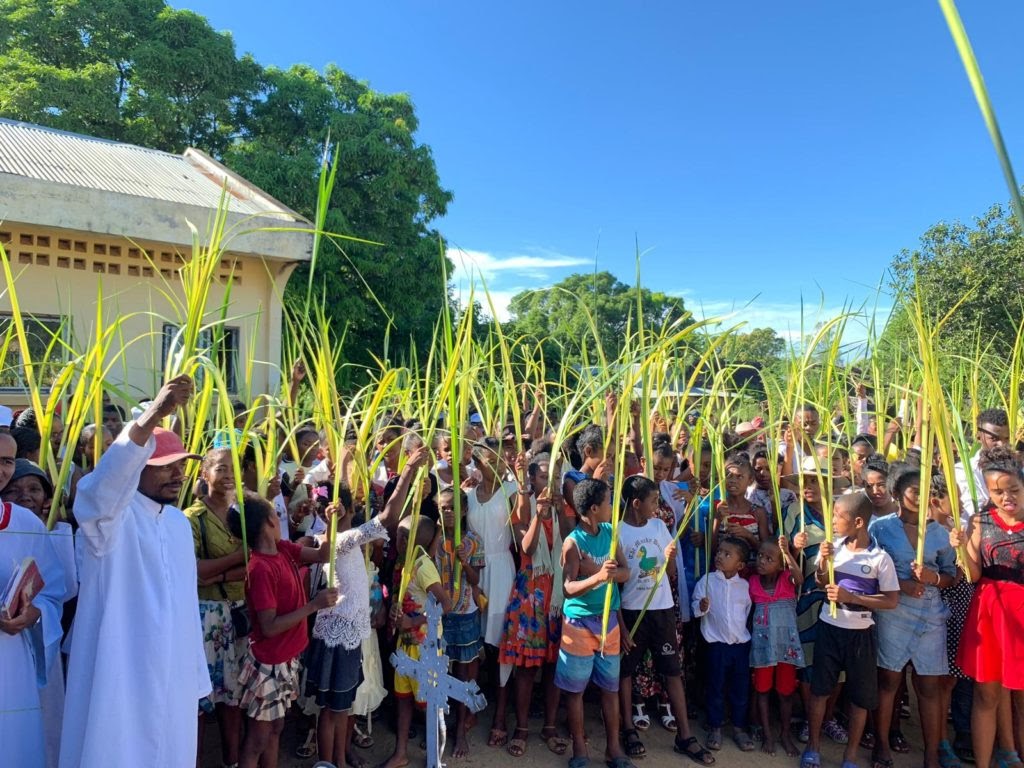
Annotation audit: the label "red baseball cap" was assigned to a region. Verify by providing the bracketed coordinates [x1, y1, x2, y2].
[147, 427, 202, 467]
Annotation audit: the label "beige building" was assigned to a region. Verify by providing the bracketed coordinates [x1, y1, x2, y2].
[0, 118, 314, 407]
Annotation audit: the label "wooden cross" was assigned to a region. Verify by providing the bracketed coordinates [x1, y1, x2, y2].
[390, 594, 488, 768]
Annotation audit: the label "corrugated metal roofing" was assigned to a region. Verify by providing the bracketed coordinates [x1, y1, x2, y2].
[0, 118, 301, 220]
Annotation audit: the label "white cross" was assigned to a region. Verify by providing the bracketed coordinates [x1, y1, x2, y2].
[390, 594, 487, 768]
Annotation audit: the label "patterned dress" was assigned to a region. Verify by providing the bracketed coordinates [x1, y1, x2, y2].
[499, 516, 560, 666]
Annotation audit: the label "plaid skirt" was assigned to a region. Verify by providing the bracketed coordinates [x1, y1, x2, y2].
[238, 647, 301, 721]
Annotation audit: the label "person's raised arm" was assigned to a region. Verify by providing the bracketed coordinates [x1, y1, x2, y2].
[76, 376, 193, 557]
[378, 445, 429, 529]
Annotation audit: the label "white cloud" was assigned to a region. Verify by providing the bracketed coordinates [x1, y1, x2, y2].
[446, 246, 590, 321]
[690, 298, 894, 353]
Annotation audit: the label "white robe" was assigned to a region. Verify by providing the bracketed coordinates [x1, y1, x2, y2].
[60, 429, 211, 768]
[40, 522, 77, 768]
[467, 481, 517, 646]
[0, 502, 65, 768]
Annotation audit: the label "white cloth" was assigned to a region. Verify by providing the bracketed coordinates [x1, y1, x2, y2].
[467, 481, 516, 645]
[691, 570, 751, 644]
[313, 518, 388, 649]
[273, 493, 289, 541]
[60, 428, 211, 768]
[660, 481, 692, 621]
[955, 452, 986, 523]
[0, 502, 65, 768]
[39, 522, 77, 768]
[816, 537, 899, 630]
[618, 518, 674, 611]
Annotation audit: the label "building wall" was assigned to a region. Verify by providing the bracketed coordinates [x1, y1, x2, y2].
[0, 221, 298, 408]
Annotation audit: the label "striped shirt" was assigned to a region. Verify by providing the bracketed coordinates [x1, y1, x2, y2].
[817, 537, 898, 630]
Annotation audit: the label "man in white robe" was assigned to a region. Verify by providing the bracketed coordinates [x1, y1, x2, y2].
[60, 376, 212, 768]
[0, 433, 65, 768]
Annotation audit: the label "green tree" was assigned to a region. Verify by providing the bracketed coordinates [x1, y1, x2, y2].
[725, 327, 787, 365]
[505, 271, 692, 371]
[883, 202, 1024, 360]
[225, 64, 453, 372]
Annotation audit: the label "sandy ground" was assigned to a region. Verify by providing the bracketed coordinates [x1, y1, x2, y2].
[202, 700, 927, 768]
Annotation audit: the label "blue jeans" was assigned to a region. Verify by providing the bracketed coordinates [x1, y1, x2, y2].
[706, 641, 751, 729]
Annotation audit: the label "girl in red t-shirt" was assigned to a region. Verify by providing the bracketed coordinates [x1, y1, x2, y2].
[229, 494, 339, 768]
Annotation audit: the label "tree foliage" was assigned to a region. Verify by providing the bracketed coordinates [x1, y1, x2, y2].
[883, 202, 1024, 360]
[504, 271, 692, 369]
[0, 0, 451, 372]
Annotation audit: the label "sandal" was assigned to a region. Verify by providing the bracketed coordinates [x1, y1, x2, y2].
[632, 703, 651, 731]
[860, 731, 876, 751]
[889, 731, 910, 755]
[623, 729, 646, 759]
[295, 727, 316, 759]
[659, 702, 677, 732]
[488, 728, 508, 748]
[938, 740, 962, 768]
[606, 757, 637, 768]
[996, 749, 1024, 768]
[541, 727, 570, 756]
[800, 749, 821, 768]
[733, 730, 755, 752]
[674, 736, 715, 765]
[507, 728, 529, 758]
[705, 728, 722, 751]
[871, 753, 894, 768]
[353, 720, 374, 749]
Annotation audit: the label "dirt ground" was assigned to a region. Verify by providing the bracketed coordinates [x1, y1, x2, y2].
[202, 700, 927, 768]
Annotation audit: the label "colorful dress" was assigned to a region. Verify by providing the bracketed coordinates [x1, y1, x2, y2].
[940, 575, 974, 679]
[499, 506, 562, 667]
[957, 510, 1024, 688]
[749, 574, 805, 669]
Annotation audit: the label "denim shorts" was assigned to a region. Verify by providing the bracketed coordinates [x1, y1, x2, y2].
[876, 592, 949, 676]
[442, 611, 483, 665]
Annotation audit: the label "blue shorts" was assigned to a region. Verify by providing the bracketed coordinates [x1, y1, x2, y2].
[442, 611, 483, 665]
[876, 592, 949, 676]
[554, 614, 621, 694]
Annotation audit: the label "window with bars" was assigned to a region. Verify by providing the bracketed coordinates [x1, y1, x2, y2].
[161, 323, 240, 394]
[0, 313, 66, 392]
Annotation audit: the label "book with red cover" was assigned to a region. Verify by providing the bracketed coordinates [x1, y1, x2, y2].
[1, 556, 45, 621]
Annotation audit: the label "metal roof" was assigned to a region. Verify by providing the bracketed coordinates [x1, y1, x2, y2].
[0, 118, 306, 221]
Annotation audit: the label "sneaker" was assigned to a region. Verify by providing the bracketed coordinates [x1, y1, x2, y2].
[797, 721, 810, 744]
[823, 719, 849, 745]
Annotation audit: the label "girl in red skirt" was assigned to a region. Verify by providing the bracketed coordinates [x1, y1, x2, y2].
[950, 447, 1024, 768]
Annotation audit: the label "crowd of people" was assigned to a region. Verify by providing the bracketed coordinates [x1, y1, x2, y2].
[2, 374, 1023, 768]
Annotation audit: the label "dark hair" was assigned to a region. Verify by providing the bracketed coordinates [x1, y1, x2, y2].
[851, 433, 876, 450]
[573, 478, 608, 517]
[621, 475, 658, 510]
[295, 427, 319, 444]
[653, 442, 676, 462]
[796, 403, 819, 418]
[10, 427, 41, 459]
[931, 473, 949, 497]
[651, 431, 672, 449]
[862, 455, 889, 482]
[227, 492, 276, 544]
[978, 408, 1009, 429]
[575, 424, 604, 458]
[834, 490, 873, 522]
[437, 486, 469, 510]
[528, 453, 551, 479]
[102, 403, 126, 419]
[724, 452, 753, 475]
[887, 461, 920, 500]
[979, 446, 1023, 479]
[719, 535, 750, 562]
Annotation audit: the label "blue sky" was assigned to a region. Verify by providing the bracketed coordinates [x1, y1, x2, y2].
[185, 1, 1024, 340]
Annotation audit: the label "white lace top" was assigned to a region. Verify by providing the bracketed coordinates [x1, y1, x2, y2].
[313, 517, 388, 649]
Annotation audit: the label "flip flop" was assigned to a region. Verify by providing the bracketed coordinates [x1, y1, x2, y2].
[541, 727, 570, 756]
[800, 749, 821, 768]
[606, 757, 637, 768]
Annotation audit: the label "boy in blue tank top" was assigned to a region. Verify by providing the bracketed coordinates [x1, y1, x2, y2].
[556, 478, 634, 768]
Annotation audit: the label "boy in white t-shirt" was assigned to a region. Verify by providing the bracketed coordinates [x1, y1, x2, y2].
[802, 492, 899, 768]
[618, 476, 713, 765]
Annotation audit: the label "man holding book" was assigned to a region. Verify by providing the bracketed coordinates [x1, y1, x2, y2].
[0, 430, 66, 768]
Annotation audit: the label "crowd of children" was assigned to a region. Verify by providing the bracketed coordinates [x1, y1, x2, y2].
[3, 389, 1024, 768]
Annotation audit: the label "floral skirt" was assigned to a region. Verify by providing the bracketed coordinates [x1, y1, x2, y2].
[498, 566, 557, 667]
[198, 599, 245, 707]
[238, 647, 301, 722]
